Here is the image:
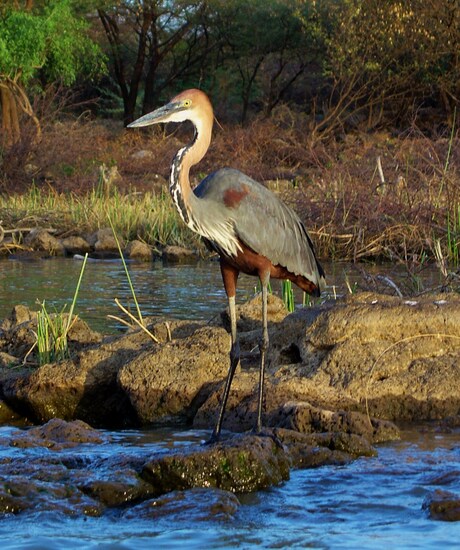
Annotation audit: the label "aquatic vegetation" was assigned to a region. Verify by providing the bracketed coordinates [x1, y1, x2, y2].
[34, 253, 88, 366]
[281, 280, 295, 313]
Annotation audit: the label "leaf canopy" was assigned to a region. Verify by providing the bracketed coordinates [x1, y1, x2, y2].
[0, 0, 105, 84]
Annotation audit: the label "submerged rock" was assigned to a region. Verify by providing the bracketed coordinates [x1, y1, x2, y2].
[141, 433, 291, 494]
[123, 487, 240, 521]
[423, 490, 460, 521]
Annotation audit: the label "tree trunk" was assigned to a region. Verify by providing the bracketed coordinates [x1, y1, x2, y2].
[0, 84, 21, 147]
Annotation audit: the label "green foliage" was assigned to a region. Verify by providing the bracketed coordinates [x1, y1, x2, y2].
[0, 0, 105, 84]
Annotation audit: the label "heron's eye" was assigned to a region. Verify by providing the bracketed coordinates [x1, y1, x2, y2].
[183, 99, 192, 108]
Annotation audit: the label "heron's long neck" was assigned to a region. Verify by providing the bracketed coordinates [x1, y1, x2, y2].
[169, 118, 211, 226]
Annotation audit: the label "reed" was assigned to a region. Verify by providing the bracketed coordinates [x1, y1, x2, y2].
[107, 215, 159, 342]
[282, 280, 295, 313]
[35, 253, 88, 366]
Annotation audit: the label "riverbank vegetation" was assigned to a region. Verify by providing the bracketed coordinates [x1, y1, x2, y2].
[1, 0, 459, 268]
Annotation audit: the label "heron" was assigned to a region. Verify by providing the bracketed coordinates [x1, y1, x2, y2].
[128, 89, 325, 442]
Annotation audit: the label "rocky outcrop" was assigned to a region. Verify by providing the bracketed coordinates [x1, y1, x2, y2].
[1, 292, 460, 433]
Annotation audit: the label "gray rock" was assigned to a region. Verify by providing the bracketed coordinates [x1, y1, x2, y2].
[24, 229, 65, 256]
[61, 235, 91, 255]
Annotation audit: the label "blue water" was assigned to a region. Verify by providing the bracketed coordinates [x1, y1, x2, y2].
[0, 426, 458, 549]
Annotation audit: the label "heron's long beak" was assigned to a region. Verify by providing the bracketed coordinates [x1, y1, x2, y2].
[127, 102, 178, 128]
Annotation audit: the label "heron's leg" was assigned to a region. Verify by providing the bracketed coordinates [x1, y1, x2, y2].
[207, 261, 240, 443]
[209, 295, 240, 442]
[255, 274, 270, 434]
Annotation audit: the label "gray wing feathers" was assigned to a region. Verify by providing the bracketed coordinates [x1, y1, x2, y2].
[235, 184, 322, 285]
[196, 168, 323, 286]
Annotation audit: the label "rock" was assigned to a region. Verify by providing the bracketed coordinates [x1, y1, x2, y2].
[6, 305, 35, 327]
[269, 401, 400, 444]
[274, 427, 377, 468]
[422, 490, 460, 521]
[118, 324, 230, 425]
[0, 309, 101, 363]
[24, 229, 65, 256]
[61, 235, 91, 255]
[2, 291, 460, 431]
[89, 228, 121, 255]
[123, 487, 240, 521]
[0, 352, 19, 369]
[79, 471, 155, 507]
[162, 245, 196, 262]
[0, 399, 27, 425]
[0, 474, 104, 517]
[304, 292, 460, 420]
[1, 328, 147, 427]
[125, 239, 152, 261]
[221, 293, 288, 334]
[10, 418, 107, 449]
[141, 433, 290, 494]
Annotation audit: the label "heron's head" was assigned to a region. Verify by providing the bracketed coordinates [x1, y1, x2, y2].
[127, 89, 213, 129]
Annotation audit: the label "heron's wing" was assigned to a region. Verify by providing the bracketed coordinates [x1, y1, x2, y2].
[197, 169, 324, 287]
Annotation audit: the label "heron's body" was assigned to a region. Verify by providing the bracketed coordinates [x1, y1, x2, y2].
[128, 89, 325, 441]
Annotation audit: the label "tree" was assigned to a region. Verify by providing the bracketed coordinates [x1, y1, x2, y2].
[98, 1, 210, 124]
[209, 0, 315, 123]
[0, 0, 105, 147]
[306, 0, 460, 138]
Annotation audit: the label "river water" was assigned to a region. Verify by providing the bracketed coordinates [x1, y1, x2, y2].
[0, 256, 446, 332]
[0, 425, 458, 549]
[0, 257, 458, 548]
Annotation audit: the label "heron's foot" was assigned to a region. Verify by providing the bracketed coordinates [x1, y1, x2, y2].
[202, 430, 220, 446]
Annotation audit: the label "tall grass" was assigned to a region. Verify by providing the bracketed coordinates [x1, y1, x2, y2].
[0, 184, 198, 250]
[447, 204, 460, 266]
